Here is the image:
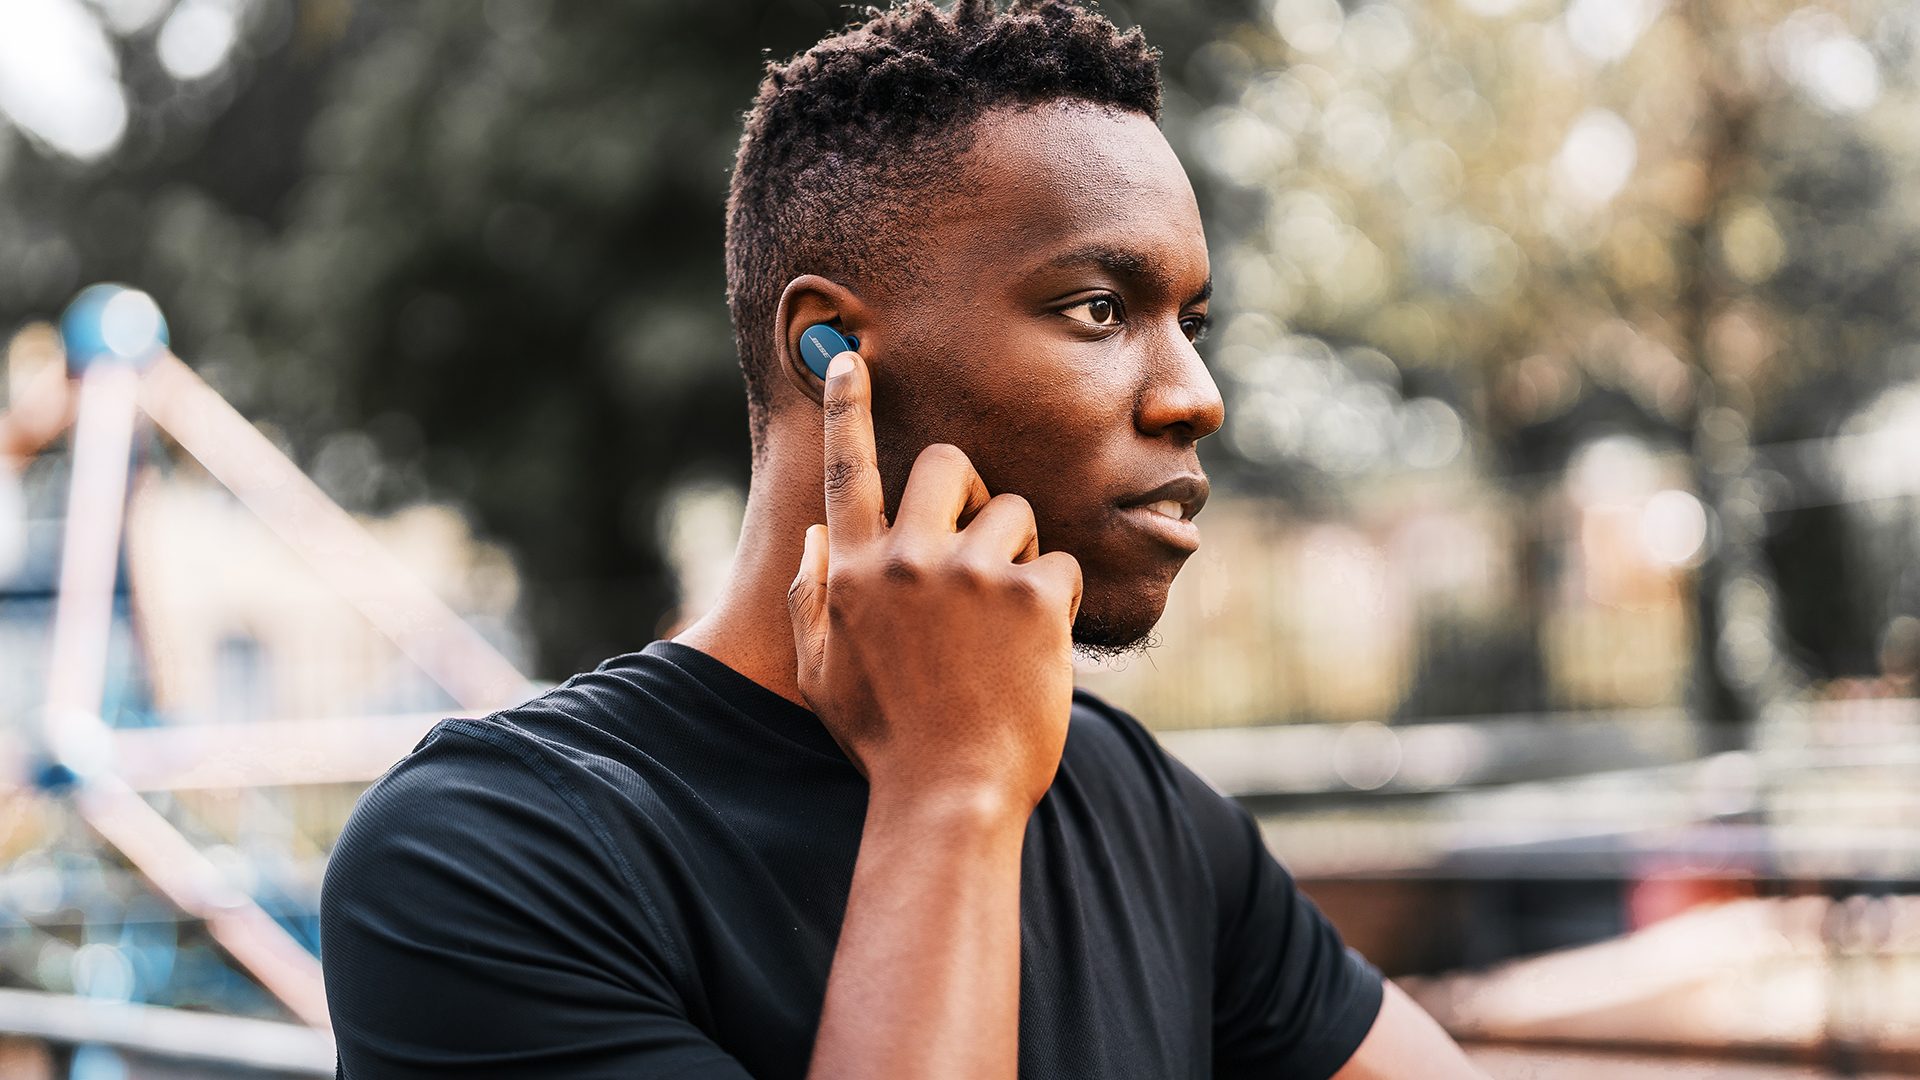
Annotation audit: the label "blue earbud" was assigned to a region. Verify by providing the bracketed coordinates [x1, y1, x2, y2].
[799, 323, 860, 379]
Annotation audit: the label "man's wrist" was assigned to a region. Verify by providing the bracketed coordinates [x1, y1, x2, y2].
[863, 780, 1033, 842]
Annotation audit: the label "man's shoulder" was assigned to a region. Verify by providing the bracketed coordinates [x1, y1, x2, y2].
[369, 691, 622, 794]
[336, 658, 696, 857]
[331, 711, 618, 865]
[319, 684, 703, 1036]
[322, 681, 702, 952]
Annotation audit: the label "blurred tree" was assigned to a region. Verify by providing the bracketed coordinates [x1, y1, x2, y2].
[12, 0, 1917, 703]
[1177, 0, 1920, 731]
[0, 0, 1252, 678]
[219, 0, 848, 675]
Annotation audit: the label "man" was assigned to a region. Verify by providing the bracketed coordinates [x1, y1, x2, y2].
[321, 2, 1484, 1077]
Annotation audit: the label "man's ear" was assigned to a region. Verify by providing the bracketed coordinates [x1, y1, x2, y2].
[774, 275, 874, 404]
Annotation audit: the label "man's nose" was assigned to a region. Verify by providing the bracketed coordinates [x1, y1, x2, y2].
[1137, 341, 1224, 445]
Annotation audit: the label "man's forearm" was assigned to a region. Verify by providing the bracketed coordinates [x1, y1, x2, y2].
[806, 785, 1029, 1080]
[1333, 980, 1487, 1079]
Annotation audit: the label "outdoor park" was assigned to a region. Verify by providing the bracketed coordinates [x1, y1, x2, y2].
[4, 0, 1920, 1076]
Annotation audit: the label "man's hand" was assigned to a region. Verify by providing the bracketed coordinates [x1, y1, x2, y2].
[787, 349, 1083, 814]
[789, 348, 1081, 1080]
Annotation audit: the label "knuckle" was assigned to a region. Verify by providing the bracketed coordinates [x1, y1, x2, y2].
[823, 458, 861, 497]
[880, 555, 922, 586]
[824, 563, 857, 593]
[990, 491, 1034, 523]
[944, 555, 993, 589]
[823, 588, 855, 625]
[822, 393, 861, 422]
[785, 573, 813, 606]
[1005, 571, 1047, 608]
[916, 442, 969, 471]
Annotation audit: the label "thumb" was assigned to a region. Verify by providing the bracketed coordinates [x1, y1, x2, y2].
[786, 523, 830, 690]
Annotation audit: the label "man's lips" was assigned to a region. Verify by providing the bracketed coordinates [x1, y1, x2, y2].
[1116, 474, 1208, 553]
[1117, 474, 1209, 522]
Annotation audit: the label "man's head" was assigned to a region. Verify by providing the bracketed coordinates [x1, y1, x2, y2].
[726, 0, 1222, 658]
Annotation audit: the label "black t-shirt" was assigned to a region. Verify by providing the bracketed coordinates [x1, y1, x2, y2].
[321, 640, 1383, 1079]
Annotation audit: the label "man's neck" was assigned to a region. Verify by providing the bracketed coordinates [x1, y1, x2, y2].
[671, 432, 823, 710]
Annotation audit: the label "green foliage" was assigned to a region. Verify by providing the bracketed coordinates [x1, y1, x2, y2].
[0, 0, 1249, 676]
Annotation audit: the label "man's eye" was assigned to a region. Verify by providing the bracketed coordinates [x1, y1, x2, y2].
[1062, 296, 1123, 327]
[1182, 315, 1211, 343]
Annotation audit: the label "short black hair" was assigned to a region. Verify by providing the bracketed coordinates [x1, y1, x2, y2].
[724, 0, 1162, 454]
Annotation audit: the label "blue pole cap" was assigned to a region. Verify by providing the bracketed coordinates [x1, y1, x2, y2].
[59, 284, 170, 376]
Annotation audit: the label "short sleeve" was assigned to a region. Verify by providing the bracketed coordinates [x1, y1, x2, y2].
[320, 721, 753, 1080]
[1165, 753, 1384, 1080]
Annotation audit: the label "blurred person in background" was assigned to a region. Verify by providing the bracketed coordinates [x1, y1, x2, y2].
[319, 2, 1478, 1077]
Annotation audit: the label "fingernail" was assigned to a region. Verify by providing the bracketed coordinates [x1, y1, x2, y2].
[826, 353, 853, 379]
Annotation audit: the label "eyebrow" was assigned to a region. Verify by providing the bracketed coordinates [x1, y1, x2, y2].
[1035, 243, 1211, 306]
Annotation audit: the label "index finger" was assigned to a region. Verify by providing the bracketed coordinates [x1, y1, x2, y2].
[821, 351, 886, 552]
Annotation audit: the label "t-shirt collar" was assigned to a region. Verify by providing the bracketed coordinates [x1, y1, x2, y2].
[638, 639, 853, 765]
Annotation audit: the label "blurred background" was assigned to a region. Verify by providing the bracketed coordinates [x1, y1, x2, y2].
[3, 0, 1920, 1076]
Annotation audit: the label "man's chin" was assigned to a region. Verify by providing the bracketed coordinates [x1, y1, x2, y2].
[1068, 599, 1165, 665]
[1070, 632, 1161, 665]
